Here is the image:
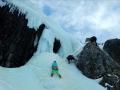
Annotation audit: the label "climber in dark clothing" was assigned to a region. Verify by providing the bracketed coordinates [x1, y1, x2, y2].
[66, 55, 76, 64]
[51, 61, 62, 78]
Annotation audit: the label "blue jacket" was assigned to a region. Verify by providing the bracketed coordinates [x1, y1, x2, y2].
[52, 61, 58, 70]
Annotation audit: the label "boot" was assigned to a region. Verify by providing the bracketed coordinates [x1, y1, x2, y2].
[51, 73, 53, 77]
[58, 74, 62, 78]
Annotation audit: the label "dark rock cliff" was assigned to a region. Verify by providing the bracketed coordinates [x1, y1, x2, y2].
[53, 38, 61, 53]
[76, 39, 120, 79]
[0, 4, 45, 67]
[102, 38, 120, 90]
[76, 37, 120, 90]
[103, 39, 120, 65]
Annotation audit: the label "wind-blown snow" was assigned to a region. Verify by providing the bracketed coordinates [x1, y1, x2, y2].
[0, 52, 106, 90]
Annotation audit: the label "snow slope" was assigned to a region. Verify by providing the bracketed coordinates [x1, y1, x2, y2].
[0, 52, 106, 90]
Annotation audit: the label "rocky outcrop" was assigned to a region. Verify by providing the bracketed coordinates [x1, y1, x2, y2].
[77, 37, 120, 90]
[85, 36, 97, 43]
[53, 38, 61, 53]
[102, 39, 120, 90]
[76, 41, 120, 79]
[0, 4, 45, 67]
[103, 39, 120, 65]
[99, 70, 120, 90]
[34, 24, 46, 52]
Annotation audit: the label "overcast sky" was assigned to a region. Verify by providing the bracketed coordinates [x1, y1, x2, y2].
[30, 0, 120, 43]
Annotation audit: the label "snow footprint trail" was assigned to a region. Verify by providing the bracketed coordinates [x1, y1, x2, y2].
[0, 52, 106, 90]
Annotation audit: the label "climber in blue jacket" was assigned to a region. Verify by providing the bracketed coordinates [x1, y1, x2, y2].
[51, 61, 62, 78]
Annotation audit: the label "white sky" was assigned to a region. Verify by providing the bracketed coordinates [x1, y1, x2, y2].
[30, 0, 120, 42]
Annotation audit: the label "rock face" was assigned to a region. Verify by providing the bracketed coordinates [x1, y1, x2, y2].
[0, 5, 45, 67]
[99, 70, 120, 90]
[76, 42, 120, 79]
[103, 39, 120, 65]
[102, 39, 120, 90]
[77, 37, 120, 90]
[34, 24, 46, 52]
[85, 36, 97, 43]
[53, 38, 61, 53]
